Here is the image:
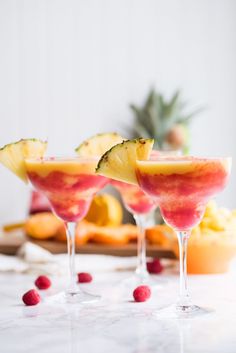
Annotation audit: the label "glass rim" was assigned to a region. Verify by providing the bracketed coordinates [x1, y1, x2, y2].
[25, 156, 100, 163]
[144, 156, 232, 162]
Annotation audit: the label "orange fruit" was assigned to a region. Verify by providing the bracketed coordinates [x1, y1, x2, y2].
[146, 225, 175, 247]
[91, 224, 137, 245]
[84, 193, 122, 226]
[55, 220, 92, 246]
[55, 220, 137, 246]
[25, 212, 63, 240]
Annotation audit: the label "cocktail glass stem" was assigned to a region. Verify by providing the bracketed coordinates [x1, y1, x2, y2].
[133, 214, 149, 280]
[63, 222, 100, 303]
[176, 230, 192, 311]
[66, 222, 80, 294]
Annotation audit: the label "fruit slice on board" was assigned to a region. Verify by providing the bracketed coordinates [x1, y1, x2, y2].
[85, 193, 123, 226]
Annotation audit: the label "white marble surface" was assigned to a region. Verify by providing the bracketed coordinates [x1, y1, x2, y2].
[1, 260, 236, 353]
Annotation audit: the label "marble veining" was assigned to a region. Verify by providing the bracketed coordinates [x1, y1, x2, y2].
[1, 270, 236, 353]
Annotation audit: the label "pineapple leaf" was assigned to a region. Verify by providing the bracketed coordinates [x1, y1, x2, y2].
[144, 89, 155, 110]
[130, 105, 154, 137]
[132, 122, 152, 139]
[148, 93, 164, 142]
[176, 106, 206, 124]
[169, 90, 181, 107]
[129, 88, 205, 152]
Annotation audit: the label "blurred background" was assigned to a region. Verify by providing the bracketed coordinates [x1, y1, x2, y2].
[0, 0, 236, 223]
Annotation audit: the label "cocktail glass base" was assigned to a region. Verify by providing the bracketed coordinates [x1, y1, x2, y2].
[176, 303, 202, 314]
[154, 303, 212, 319]
[46, 289, 101, 305]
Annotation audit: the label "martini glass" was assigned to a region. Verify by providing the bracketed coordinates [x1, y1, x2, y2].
[25, 157, 107, 304]
[111, 180, 158, 287]
[136, 156, 231, 315]
[111, 150, 179, 288]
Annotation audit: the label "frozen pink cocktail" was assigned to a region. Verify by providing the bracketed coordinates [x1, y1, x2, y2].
[136, 156, 231, 314]
[25, 157, 107, 304]
[111, 180, 157, 285]
[25, 157, 107, 222]
[136, 157, 231, 230]
[111, 180, 156, 215]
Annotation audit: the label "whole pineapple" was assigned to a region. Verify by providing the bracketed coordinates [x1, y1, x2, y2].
[130, 89, 203, 153]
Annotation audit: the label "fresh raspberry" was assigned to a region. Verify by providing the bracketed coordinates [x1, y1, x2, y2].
[35, 275, 52, 290]
[146, 258, 163, 274]
[22, 289, 41, 306]
[78, 272, 93, 283]
[133, 285, 151, 302]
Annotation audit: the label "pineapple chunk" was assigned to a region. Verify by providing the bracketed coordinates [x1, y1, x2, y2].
[204, 200, 218, 218]
[0, 139, 47, 182]
[75, 132, 124, 157]
[96, 138, 154, 184]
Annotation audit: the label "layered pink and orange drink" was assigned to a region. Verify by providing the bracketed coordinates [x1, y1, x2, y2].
[25, 157, 108, 303]
[111, 180, 156, 215]
[96, 138, 232, 314]
[136, 157, 231, 230]
[110, 150, 177, 215]
[0, 140, 110, 303]
[111, 180, 157, 286]
[25, 157, 107, 222]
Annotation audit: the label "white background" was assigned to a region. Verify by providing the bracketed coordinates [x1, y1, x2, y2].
[0, 0, 235, 223]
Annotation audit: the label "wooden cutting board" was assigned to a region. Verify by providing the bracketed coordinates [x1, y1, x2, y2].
[31, 240, 176, 258]
[0, 229, 176, 258]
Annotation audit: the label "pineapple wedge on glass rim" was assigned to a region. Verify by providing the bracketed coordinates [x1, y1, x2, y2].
[75, 132, 124, 157]
[96, 138, 154, 185]
[0, 139, 47, 183]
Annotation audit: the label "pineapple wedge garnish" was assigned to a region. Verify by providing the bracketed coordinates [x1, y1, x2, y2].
[75, 132, 124, 157]
[96, 138, 154, 185]
[0, 139, 47, 183]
